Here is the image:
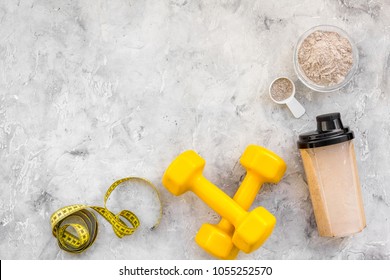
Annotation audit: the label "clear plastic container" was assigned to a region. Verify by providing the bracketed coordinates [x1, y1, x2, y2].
[297, 113, 366, 237]
[293, 25, 359, 92]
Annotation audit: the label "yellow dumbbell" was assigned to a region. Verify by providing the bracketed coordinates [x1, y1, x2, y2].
[162, 150, 281, 254]
[195, 145, 286, 259]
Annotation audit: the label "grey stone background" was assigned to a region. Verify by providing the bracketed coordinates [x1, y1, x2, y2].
[0, 0, 389, 259]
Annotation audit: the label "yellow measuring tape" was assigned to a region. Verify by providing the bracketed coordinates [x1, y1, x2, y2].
[50, 177, 162, 254]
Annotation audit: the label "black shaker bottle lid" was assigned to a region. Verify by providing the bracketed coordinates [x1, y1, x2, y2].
[297, 113, 355, 149]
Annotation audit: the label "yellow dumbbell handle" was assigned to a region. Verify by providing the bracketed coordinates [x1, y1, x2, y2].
[217, 172, 265, 234]
[233, 172, 265, 210]
[194, 176, 248, 227]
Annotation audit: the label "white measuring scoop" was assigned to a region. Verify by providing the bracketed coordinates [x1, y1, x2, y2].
[269, 77, 305, 118]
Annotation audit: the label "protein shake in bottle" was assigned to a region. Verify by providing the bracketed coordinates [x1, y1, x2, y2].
[297, 113, 366, 237]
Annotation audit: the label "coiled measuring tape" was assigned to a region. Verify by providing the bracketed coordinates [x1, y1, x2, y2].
[50, 177, 162, 254]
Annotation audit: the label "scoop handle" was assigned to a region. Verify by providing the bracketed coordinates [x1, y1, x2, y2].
[286, 97, 305, 118]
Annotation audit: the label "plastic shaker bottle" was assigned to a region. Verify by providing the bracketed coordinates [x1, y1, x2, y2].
[297, 113, 366, 237]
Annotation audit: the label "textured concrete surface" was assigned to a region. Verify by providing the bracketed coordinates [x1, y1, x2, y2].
[0, 0, 389, 259]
